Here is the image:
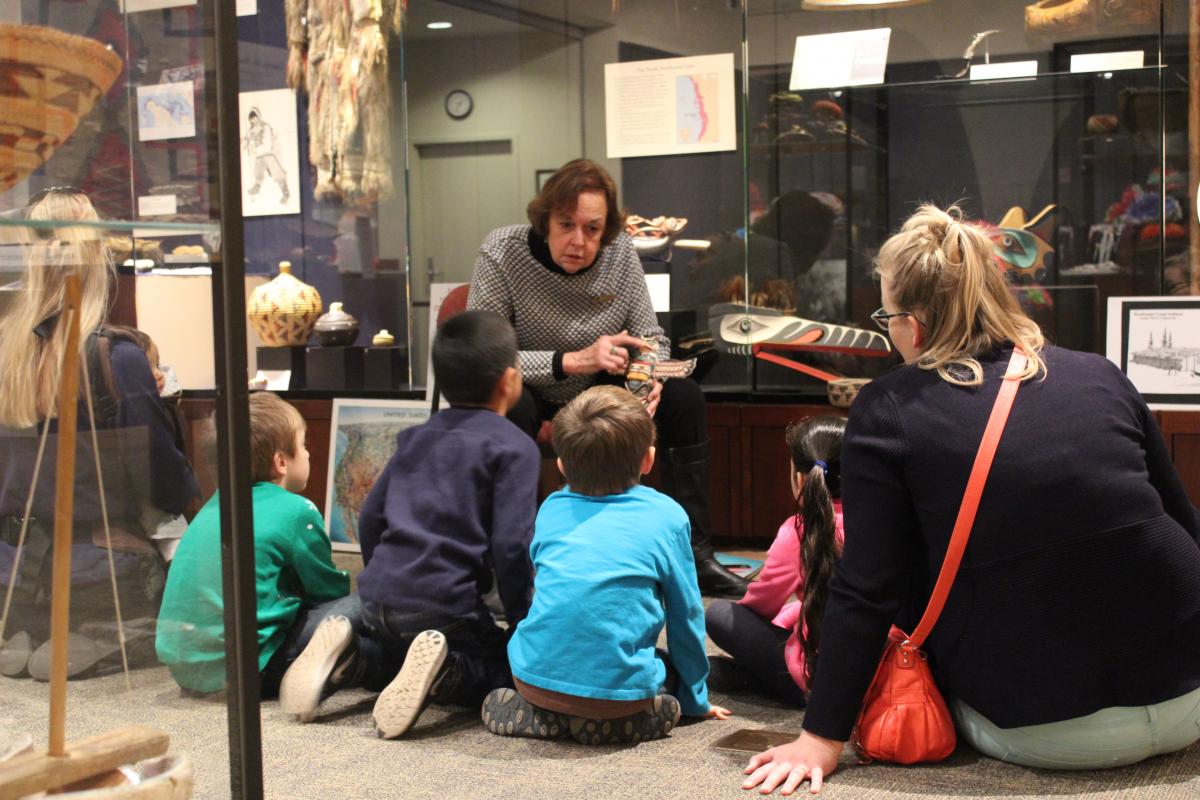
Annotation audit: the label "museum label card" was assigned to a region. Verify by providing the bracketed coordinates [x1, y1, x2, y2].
[605, 53, 737, 159]
[970, 60, 1038, 81]
[137, 82, 196, 141]
[122, 0, 196, 12]
[1070, 51, 1144, 73]
[237, 0, 258, 15]
[789, 28, 890, 92]
[645, 273, 670, 313]
[138, 194, 178, 217]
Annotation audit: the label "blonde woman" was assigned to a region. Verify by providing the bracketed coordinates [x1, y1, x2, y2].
[0, 188, 198, 680]
[743, 204, 1200, 794]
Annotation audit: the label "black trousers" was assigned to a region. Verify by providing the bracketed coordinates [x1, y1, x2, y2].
[507, 375, 706, 451]
[705, 599, 808, 707]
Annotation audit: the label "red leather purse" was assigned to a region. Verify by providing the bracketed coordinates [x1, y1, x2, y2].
[853, 349, 1027, 765]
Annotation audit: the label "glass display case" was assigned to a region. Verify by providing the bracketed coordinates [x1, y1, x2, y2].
[2, 1, 1196, 797]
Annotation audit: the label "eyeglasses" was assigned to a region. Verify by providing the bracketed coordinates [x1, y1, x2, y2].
[870, 307, 927, 332]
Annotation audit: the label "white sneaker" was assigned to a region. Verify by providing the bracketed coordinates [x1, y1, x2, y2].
[372, 630, 448, 739]
[279, 615, 354, 723]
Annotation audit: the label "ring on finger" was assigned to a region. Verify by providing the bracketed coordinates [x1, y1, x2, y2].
[609, 345, 620, 356]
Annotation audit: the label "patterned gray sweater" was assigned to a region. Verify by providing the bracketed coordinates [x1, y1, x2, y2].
[467, 224, 669, 405]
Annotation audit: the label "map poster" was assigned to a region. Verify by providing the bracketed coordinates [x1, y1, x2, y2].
[325, 399, 430, 551]
[604, 52, 736, 159]
[1106, 297, 1200, 410]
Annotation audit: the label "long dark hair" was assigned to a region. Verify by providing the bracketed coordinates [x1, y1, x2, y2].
[786, 415, 846, 686]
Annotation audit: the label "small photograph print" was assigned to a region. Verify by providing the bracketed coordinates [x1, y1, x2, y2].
[1108, 297, 1200, 408]
[325, 400, 430, 550]
[238, 88, 302, 217]
[137, 82, 196, 142]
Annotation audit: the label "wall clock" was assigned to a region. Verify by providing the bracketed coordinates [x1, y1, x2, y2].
[445, 89, 473, 120]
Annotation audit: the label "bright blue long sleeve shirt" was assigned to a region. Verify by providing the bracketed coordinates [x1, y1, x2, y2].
[508, 484, 711, 716]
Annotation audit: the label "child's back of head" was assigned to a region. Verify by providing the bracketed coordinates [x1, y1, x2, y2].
[786, 414, 846, 685]
[552, 385, 655, 497]
[248, 392, 306, 485]
[432, 310, 518, 407]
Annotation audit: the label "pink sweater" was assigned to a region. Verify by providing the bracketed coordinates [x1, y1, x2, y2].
[737, 504, 844, 693]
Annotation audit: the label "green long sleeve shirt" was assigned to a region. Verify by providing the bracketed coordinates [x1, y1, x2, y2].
[155, 482, 349, 692]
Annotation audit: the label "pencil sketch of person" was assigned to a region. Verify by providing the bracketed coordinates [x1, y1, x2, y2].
[242, 107, 290, 204]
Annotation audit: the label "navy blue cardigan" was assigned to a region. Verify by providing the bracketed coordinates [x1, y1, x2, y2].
[802, 344, 1200, 739]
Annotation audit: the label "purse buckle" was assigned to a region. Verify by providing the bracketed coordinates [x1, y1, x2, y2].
[897, 639, 916, 668]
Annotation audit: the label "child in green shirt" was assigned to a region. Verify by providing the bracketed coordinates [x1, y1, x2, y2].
[156, 392, 354, 694]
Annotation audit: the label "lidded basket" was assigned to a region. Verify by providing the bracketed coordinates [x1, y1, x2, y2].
[0, 24, 124, 191]
[248, 261, 323, 346]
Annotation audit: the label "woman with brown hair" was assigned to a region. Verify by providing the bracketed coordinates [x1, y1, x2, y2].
[468, 159, 747, 598]
[742, 203, 1200, 794]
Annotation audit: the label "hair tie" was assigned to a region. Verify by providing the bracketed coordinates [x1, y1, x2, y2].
[813, 459, 829, 477]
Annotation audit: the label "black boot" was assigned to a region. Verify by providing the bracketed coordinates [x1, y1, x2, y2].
[660, 441, 749, 599]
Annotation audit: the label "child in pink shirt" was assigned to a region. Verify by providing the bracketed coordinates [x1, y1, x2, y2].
[704, 416, 845, 705]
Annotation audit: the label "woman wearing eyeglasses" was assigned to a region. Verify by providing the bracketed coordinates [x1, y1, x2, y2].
[0, 188, 199, 680]
[741, 203, 1200, 794]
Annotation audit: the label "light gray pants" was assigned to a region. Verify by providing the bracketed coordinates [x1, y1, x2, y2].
[952, 685, 1200, 769]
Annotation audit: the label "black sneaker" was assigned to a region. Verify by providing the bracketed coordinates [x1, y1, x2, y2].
[568, 694, 681, 745]
[373, 630, 448, 739]
[481, 688, 570, 739]
[279, 615, 356, 722]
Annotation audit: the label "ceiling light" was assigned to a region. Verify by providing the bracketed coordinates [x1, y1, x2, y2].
[426, 21, 453, 30]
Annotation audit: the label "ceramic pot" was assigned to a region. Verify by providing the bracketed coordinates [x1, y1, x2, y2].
[247, 261, 322, 346]
[314, 301, 359, 347]
[372, 329, 396, 346]
[827, 377, 870, 409]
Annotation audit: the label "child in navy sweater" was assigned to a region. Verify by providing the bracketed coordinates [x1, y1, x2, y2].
[279, 310, 540, 739]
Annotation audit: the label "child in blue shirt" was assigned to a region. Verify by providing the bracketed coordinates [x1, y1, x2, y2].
[484, 385, 731, 744]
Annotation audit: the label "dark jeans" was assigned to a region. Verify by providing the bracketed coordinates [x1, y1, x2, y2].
[360, 601, 513, 707]
[260, 594, 379, 697]
[705, 599, 808, 707]
[507, 375, 706, 451]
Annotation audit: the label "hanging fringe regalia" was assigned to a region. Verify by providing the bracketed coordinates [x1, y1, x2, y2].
[285, 0, 404, 202]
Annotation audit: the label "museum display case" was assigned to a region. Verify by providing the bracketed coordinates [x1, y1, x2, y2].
[2, 2, 1198, 796]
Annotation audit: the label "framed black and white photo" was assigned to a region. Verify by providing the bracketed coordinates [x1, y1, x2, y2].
[1106, 296, 1200, 409]
[535, 169, 556, 195]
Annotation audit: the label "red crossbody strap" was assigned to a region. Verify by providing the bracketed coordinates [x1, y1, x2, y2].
[908, 348, 1028, 649]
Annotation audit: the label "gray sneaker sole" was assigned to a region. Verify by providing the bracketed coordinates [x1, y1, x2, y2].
[569, 694, 682, 745]
[279, 616, 353, 723]
[0, 631, 32, 678]
[373, 630, 448, 739]
[481, 687, 570, 739]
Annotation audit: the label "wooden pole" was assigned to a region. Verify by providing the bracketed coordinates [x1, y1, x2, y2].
[1190, 0, 1199, 294]
[47, 274, 82, 757]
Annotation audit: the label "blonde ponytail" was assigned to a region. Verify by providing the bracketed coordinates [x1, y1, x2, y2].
[876, 203, 1044, 387]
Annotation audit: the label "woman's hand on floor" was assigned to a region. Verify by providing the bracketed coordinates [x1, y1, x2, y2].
[704, 704, 733, 720]
[564, 331, 647, 376]
[742, 731, 843, 795]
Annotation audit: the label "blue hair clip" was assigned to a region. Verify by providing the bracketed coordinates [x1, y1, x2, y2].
[813, 459, 829, 477]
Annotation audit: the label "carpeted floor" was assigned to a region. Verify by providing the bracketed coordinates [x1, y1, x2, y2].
[5, 660, 1199, 799]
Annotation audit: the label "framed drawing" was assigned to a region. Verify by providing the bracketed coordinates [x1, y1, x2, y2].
[325, 399, 430, 552]
[1106, 296, 1200, 410]
[535, 169, 556, 194]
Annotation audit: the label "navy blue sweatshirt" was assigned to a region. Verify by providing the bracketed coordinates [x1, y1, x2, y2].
[802, 344, 1200, 739]
[0, 337, 199, 528]
[356, 407, 540, 627]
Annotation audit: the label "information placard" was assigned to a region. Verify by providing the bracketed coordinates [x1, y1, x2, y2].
[605, 53, 736, 159]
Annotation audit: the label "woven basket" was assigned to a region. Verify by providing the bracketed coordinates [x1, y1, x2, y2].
[248, 262, 323, 347]
[0, 24, 123, 192]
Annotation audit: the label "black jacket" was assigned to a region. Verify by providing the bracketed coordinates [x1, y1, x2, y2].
[802, 343, 1200, 739]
